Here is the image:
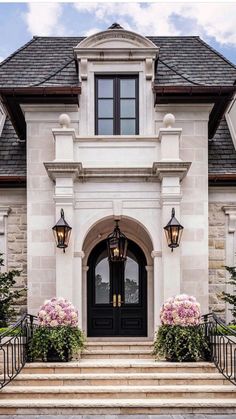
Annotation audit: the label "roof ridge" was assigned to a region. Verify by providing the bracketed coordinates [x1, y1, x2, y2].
[196, 37, 236, 73]
[0, 37, 37, 69]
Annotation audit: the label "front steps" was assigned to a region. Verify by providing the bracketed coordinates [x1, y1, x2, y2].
[0, 341, 236, 415]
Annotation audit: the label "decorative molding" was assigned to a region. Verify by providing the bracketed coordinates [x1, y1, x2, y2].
[45, 161, 191, 183]
[74, 135, 160, 143]
[44, 162, 83, 181]
[74, 251, 85, 258]
[223, 206, 236, 233]
[79, 167, 156, 182]
[158, 128, 182, 142]
[160, 194, 182, 205]
[145, 265, 154, 272]
[75, 28, 158, 50]
[151, 250, 162, 258]
[52, 128, 77, 141]
[74, 28, 158, 82]
[152, 161, 191, 181]
[0, 207, 11, 235]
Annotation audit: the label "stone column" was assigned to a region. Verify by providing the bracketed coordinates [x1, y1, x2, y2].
[151, 251, 162, 329]
[51, 114, 77, 304]
[73, 251, 85, 328]
[159, 114, 183, 301]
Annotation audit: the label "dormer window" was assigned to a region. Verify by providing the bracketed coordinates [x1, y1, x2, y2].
[95, 75, 139, 135]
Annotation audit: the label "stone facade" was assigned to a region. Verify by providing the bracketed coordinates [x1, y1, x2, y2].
[209, 202, 226, 316]
[0, 189, 27, 316]
[209, 187, 236, 321]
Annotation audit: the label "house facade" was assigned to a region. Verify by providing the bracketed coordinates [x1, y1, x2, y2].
[0, 25, 236, 338]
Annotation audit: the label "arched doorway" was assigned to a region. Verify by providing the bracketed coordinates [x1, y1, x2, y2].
[87, 238, 147, 337]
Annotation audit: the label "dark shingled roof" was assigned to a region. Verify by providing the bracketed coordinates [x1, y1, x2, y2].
[0, 35, 236, 178]
[0, 117, 26, 176]
[209, 118, 236, 174]
[0, 36, 235, 87]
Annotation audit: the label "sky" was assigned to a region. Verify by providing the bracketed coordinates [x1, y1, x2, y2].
[0, 2, 236, 65]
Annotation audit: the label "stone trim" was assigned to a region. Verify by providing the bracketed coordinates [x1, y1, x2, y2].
[223, 206, 236, 233]
[152, 161, 191, 181]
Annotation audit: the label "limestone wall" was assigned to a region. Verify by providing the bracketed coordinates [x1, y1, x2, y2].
[209, 187, 236, 321]
[209, 202, 226, 316]
[155, 105, 211, 314]
[0, 188, 27, 317]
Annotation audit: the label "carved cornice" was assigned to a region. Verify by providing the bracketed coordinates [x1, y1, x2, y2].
[152, 161, 191, 181]
[74, 29, 158, 81]
[44, 162, 83, 181]
[223, 206, 236, 233]
[44, 161, 192, 183]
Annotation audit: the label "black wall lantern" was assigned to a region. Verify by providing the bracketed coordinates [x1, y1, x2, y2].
[164, 208, 183, 252]
[107, 220, 128, 262]
[52, 209, 72, 253]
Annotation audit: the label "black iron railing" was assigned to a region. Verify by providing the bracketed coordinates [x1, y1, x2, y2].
[0, 314, 37, 389]
[202, 312, 236, 386]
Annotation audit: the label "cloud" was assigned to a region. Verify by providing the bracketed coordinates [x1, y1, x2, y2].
[73, 2, 236, 46]
[85, 27, 102, 37]
[24, 3, 65, 36]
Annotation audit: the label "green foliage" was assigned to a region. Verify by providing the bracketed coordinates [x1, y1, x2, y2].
[216, 324, 236, 335]
[0, 253, 25, 327]
[221, 266, 236, 323]
[0, 327, 21, 336]
[153, 325, 210, 362]
[29, 326, 86, 361]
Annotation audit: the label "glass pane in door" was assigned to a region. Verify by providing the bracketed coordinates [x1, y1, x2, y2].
[95, 251, 110, 304]
[124, 254, 139, 304]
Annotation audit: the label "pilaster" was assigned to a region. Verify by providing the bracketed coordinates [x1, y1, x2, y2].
[0, 207, 11, 271]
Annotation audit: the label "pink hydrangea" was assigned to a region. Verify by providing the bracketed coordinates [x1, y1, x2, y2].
[160, 294, 201, 326]
[38, 297, 78, 327]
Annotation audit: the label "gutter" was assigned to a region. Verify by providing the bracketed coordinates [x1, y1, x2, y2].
[0, 86, 81, 96]
[0, 176, 26, 187]
[0, 85, 81, 141]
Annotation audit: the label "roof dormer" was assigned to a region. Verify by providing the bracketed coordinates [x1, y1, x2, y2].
[74, 24, 159, 81]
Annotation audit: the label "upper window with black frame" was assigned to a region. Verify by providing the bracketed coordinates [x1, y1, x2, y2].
[95, 75, 139, 135]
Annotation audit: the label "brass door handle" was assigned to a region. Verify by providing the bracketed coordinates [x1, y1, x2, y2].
[111, 294, 117, 307]
[118, 294, 123, 307]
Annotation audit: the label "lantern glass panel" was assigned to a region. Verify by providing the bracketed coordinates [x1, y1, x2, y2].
[107, 222, 128, 262]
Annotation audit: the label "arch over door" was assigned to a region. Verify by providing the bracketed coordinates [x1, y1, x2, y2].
[87, 239, 147, 337]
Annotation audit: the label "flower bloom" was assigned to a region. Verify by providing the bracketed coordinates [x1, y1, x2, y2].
[37, 297, 79, 327]
[160, 294, 201, 326]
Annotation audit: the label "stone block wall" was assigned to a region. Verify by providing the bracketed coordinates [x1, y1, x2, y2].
[0, 189, 27, 318]
[209, 203, 226, 316]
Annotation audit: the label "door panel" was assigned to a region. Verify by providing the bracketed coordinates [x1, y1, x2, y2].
[87, 239, 147, 337]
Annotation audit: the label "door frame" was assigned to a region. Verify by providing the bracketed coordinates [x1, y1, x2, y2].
[86, 238, 148, 338]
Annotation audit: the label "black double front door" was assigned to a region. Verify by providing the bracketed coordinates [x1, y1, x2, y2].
[87, 239, 147, 337]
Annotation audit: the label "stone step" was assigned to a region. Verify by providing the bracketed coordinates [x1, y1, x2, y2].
[0, 398, 236, 415]
[85, 342, 153, 351]
[22, 360, 217, 375]
[11, 372, 228, 386]
[1, 384, 236, 400]
[82, 349, 153, 359]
